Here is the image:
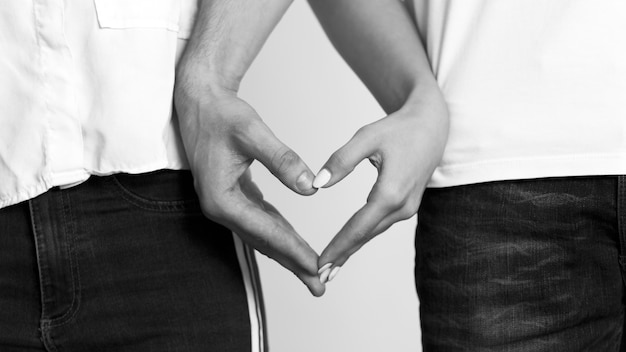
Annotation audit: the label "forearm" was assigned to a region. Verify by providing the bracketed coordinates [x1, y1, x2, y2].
[308, 0, 439, 113]
[178, 0, 293, 92]
[172, 0, 325, 296]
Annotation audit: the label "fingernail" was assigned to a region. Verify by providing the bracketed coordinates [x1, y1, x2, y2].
[319, 267, 332, 284]
[296, 172, 313, 192]
[327, 266, 341, 282]
[313, 169, 331, 189]
[318, 263, 333, 275]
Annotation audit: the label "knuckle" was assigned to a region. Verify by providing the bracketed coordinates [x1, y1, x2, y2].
[231, 118, 260, 145]
[407, 193, 422, 211]
[198, 192, 229, 220]
[355, 124, 375, 138]
[328, 150, 351, 172]
[271, 148, 301, 176]
[377, 186, 408, 212]
[199, 202, 223, 220]
[397, 204, 418, 220]
[199, 200, 222, 220]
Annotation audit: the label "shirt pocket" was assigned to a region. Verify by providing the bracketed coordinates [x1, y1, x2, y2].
[94, 0, 183, 36]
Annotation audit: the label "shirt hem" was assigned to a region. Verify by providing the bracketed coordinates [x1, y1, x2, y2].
[0, 160, 190, 209]
[428, 153, 626, 188]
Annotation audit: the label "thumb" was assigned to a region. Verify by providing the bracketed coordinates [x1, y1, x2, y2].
[245, 123, 317, 196]
[313, 126, 375, 189]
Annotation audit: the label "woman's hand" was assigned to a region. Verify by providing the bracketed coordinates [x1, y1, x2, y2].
[315, 93, 449, 283]
[307, 0, 450, 282]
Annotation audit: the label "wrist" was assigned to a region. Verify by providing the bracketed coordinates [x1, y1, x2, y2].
[175, 54, 241, 97]
[402, 81, 448, 120]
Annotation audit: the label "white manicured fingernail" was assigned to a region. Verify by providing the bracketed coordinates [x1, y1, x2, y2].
[318, 263, 333, 275]
[313, 169, 331, 189]
[327, 266, 341, 282]
[319, 268, 332, 284]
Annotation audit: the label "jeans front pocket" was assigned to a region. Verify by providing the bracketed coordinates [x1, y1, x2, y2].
[109, 169, 200, 212]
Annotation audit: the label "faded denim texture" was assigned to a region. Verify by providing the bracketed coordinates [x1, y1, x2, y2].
[0, 170, 253, 352]
[416, 176, 626, 351]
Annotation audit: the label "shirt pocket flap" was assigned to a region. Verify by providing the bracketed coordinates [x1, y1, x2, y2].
[94, 0, 180, 32]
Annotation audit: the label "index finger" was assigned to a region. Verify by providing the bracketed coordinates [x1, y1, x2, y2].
[318, 202, 385, 270]
[240, 120, 318, 196]
[318, 162, 414, 269]
[318, 181, 398, 269]
[220, 187, 326, 297]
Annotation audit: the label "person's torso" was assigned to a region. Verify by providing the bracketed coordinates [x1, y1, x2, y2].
[411, 0, 626, 187]
[0, 0, 198, 208]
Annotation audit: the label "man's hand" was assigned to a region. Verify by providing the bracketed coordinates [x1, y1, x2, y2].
[173, 0, 325, 296]
[315, 94, 449, 283]
[174, 79, 325, 296]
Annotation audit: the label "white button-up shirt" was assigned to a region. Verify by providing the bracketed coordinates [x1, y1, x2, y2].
[0, 0, 197, 208]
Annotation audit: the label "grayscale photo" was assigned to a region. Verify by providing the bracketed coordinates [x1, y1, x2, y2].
[1, 0, 625, 351]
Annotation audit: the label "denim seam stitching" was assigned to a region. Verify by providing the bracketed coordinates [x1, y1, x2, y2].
[618, 176, 626, 256]
[40, 320, 58, 352]
[29, 200, 57, 352]
[107, 176, 198, 212]
[111, 174, 196, 207]
[48, 192, 82, 328]
[28, 200, 49, 324]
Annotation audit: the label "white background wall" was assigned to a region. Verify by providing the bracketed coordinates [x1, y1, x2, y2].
[239, 2, 422, 351]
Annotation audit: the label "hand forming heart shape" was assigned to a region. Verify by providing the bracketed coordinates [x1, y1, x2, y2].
[311, 97, 448, 289]
[175, 63, 448, 297]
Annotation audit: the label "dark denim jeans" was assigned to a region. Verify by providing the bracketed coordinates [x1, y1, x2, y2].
[0, 170, 262, 352]
[416, 176, 626, 351]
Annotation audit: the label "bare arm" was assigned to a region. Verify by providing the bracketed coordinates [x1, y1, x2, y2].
[308, 0, 449, 282]
[309, 0, 438, 112]
[178, 0, 292, 91]
[175, 0, 325, 296]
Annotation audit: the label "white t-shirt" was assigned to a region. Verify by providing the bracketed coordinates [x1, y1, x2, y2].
[0, 0, 197, 208]
[411, 0, 626, 187]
